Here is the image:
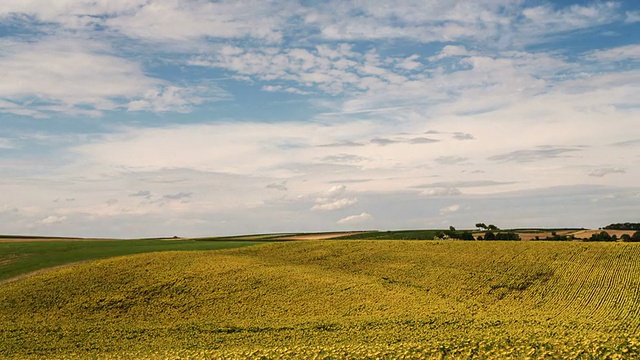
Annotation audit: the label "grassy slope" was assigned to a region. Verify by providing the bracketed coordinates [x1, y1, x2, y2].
[1, 241, 640, 358]
[0, 239, 263, 282]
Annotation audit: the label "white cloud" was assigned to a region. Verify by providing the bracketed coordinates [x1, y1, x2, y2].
[421, 188, 462, 197]
[126, 83, 229, 113]
[312, 185, 358, 211]
[41, 215, 67, 225]
[0, 38, 150, 115]
[0, 138, 16, 149]
[266, 182, 287, 191]
[625, 11, 640, 23]
[0, 0, 292, 43]
[337, 212, 372, 225]
[312, 198, 358, 211]
[584, 44, 640, 62]
[190, 45, 370, 96]
[589, 167, 626, 177]
[106, 1, 291, 43]
[440, 204, 461, 214]
[517, 3, 620, 44]
[429, 45, 470, 61]
[0, 37, 226, 116]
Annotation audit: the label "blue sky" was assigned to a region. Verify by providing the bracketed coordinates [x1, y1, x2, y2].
[0, 0, 639, 237]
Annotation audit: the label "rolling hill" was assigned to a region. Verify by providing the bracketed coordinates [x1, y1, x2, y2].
[1, 240, 639, 358]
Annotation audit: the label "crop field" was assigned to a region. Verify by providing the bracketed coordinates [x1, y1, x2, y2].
[1, 240, 640, 358]
[0, 238, 264, 283]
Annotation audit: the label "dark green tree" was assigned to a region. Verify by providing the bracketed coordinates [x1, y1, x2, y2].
[494, 232, 520, 241]
[475, 223, 487, 230]
[588, 231, 613, 242]
[460, 231, 475, 241]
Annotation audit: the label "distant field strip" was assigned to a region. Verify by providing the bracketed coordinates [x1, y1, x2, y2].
[0, 239, 264, 283]
[1, 241, 639, 358]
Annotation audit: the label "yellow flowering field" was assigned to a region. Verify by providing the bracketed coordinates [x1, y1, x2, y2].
[1, 240, 639, 359]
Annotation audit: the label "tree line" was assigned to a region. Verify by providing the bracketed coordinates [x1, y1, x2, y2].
[436, 223, 640, 242]
[604, 223, 640, 230]
[435, 225, 520, 241]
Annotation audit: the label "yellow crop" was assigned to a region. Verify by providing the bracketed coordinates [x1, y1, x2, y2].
[1, 240, 639, 358]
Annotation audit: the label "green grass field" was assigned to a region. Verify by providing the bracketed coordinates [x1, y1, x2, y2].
[0, 239, 263, 283]
[1, 240, 639, 358]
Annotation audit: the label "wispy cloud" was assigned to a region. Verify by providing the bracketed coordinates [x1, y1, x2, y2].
[435, 156, 468, 165]
[488, 147, 582, 163]
[0, 37, 227, 117]
[337, 212, 372, 225]
[266, 182, 288, 191]
[129, 190, 152, 198]
[163, 192, 192, 200]
[584, 44, 640, 62]
[589, 167, 626, 177]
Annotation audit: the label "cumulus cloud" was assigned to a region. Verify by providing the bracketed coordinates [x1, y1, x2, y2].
[337, 212, 373, 225]
[312, 185, 358, 211]
[421, 188, 462, 197]
[440, 204, 461, 214]
[41, 215, 67, 225]
[312, 198, 358, 211]
[429, 45, 470, 61]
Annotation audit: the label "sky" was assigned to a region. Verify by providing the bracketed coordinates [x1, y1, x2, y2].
[0, 0, 639, 238]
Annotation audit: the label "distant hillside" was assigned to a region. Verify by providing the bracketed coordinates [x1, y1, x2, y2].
[1, 241, 639, 358]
